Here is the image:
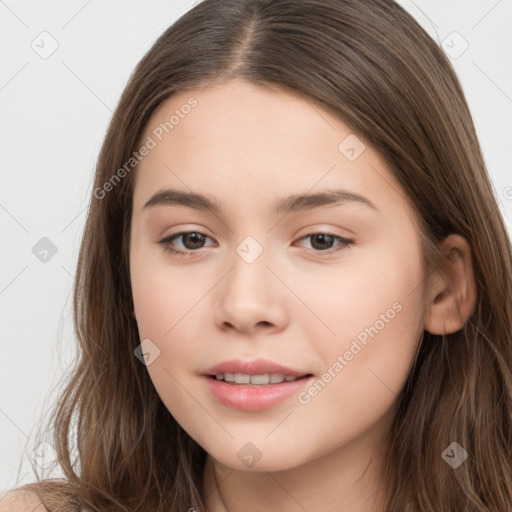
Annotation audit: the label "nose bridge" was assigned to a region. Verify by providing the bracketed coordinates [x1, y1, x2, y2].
[228, 234, 272, 296]
[235, 234, 266, 266]
[214, 233, 286, 331]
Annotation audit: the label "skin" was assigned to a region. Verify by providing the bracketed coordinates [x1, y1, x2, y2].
[129, 78, 477, 512]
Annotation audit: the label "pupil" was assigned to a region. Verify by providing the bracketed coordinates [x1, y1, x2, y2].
[311, 233, 334, 250]
[184, 232, 204, 249]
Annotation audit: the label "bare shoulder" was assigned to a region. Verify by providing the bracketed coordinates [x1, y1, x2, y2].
[0, 489, 48, 512]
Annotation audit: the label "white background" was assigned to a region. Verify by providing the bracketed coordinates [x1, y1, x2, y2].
[1, 0, 511, 494]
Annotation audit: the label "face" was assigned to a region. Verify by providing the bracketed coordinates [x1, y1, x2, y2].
[129, 78, 427, 473]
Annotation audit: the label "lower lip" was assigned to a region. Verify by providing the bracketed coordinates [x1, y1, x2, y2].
[203, 375, 313, 411]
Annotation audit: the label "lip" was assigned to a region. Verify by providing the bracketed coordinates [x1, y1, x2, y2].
[203, 358, 309, 377]
[204, 375, 314, 411]
[202, 358, 313, 411]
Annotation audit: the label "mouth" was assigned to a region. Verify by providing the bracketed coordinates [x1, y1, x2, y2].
[203, 372, 315, 411]
[206, 372, 313, 386]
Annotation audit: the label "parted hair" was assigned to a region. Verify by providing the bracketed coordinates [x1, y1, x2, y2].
[14, 0, 512, 510]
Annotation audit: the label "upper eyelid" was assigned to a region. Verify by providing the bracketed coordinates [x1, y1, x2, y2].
[166, 230, 215, 243]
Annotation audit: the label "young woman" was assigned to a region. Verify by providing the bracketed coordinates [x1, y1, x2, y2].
[5, 0, 512, 510]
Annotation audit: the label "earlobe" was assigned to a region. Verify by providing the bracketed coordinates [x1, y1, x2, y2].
[424, 234, 477, 335]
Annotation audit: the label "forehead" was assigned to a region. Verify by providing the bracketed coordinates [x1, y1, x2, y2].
[132, 79, 412, 221]
[140, 79, 346, 164]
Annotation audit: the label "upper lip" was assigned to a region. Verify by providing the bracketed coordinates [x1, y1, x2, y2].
[203, 358, 311, 377]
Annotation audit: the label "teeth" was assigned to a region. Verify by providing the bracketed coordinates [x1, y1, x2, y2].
[234, 372, 251, 384]
[214, 373, 302, 384]
[250, 374, 269, 385]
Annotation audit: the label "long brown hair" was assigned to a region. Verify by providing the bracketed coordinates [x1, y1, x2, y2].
[14, 0, 512, 510]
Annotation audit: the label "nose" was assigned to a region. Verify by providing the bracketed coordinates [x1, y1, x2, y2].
[213, 248, 288, 335]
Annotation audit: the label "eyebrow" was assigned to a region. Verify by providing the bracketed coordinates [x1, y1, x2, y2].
[142, 188, 378, 215]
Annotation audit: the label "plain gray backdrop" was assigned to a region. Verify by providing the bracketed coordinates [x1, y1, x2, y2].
[1, 0, 511, 493]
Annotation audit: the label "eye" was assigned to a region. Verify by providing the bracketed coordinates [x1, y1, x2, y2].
[158, 231, 215, 257]
[294, 232, 354, 255]
[157, 230, 354, 257]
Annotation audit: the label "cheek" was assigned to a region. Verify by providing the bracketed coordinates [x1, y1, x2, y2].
[131, 272, 203, 366]
[304, 238, 424, 347]
[292, 277, 424, 457]
[306, 238, 425, 413]
[130, 261, 206, 422]
[130, 239, 207, 340]
[130, 245, 213, 394]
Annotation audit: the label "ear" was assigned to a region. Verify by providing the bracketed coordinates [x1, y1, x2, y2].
[424, 234, 477, 335]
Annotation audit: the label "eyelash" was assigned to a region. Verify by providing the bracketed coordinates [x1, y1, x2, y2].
[158, 231, 354, 257]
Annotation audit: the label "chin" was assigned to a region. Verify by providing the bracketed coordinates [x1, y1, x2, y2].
[205, 442, 311, 473]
